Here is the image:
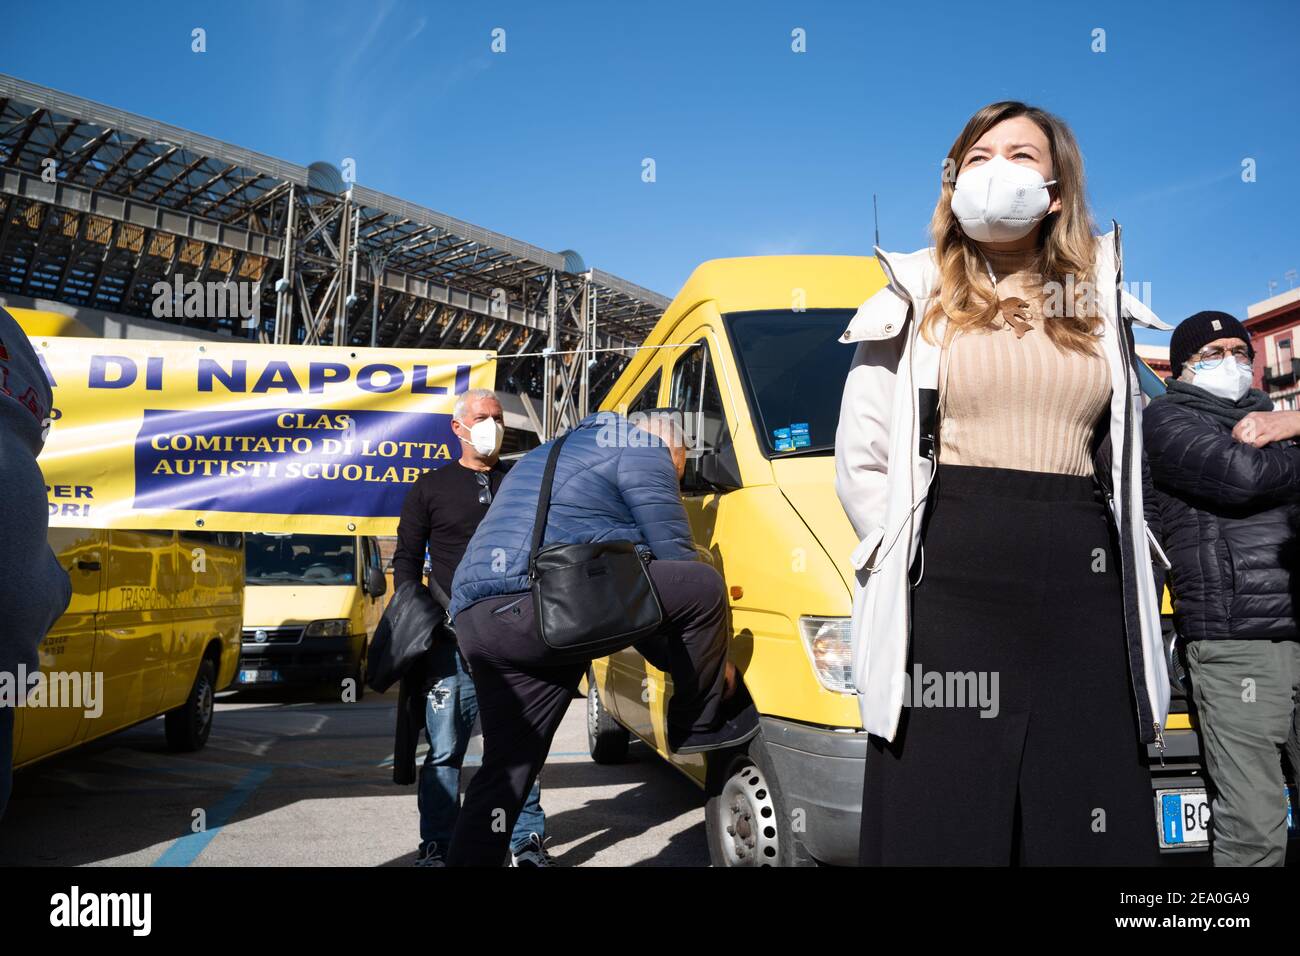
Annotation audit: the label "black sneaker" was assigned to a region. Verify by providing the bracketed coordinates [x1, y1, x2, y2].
[510, 832, 558, 867]
[667, 683, 760, 755]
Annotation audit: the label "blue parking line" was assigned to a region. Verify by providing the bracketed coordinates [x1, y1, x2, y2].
[460, 751, 590, 766]
[151, 766, 272, 867]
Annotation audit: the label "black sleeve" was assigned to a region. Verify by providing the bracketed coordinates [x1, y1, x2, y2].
[1144, 401, 1300, 507]
[1139, 445, 1167, 603]
[392, 478, 431, 589]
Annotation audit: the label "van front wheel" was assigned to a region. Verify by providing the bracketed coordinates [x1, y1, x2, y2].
[586, 669, 629, 764]
[705, 735, 816, 867]
[165, 658, 216, 752]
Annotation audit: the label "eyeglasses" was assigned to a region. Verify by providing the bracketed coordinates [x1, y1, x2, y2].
[1192, 345, 1251, 370]
[475, 471, 492, 506]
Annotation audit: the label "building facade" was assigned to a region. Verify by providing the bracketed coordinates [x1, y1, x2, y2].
[1246, 287, 1300, 411]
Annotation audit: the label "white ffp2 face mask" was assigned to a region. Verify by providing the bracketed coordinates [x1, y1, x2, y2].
[459, 418, 503, 457]
[950, 154, 1057, 243]
[1192, 360, 1254, 403]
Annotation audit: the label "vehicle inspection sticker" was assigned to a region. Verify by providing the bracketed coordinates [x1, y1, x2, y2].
[773, 423, 811, 451]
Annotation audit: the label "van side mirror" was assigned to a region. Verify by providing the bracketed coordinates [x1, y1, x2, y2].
[699, 446, 742, 491]
[366, 567, 388, 598]
[685, 440, 742, 494]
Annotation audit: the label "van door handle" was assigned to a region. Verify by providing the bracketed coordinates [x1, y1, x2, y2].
[76, 558, 101, 571]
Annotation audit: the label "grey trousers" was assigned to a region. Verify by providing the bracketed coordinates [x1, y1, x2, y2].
[1185, 638, 1300, 866]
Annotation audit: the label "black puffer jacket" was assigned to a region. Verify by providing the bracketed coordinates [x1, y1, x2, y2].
[1144, 396, 1300, 642]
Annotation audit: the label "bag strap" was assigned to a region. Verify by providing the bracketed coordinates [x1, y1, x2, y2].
[425, 576, 453, 626]
[529, 430, 572, 574]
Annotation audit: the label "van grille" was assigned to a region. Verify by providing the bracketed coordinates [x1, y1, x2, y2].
[241, 626, 303, 646]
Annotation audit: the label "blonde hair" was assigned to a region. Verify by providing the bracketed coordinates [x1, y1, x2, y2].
[923, 101, 1100, 354]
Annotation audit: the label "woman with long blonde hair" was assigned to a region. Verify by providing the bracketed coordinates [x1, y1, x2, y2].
[834, 101, 1172, 864]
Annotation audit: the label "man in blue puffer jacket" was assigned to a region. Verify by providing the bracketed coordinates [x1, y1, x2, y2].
[446, 409, 757, 865]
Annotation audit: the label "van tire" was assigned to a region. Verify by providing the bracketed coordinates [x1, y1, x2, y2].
[165, 658, 216, 752]
[587, 669, 629, 764]
[705, 734, 817, 867]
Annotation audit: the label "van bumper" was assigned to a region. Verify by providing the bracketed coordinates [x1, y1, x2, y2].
[760, 716, 867, 867]
[235, 634, 365, 687]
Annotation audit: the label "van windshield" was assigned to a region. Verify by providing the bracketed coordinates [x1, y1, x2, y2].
[245, 533, 356, 586]
[723, 308, 858, 457]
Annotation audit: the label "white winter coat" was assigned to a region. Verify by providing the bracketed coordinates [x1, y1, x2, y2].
[833, 227, 1173, 746]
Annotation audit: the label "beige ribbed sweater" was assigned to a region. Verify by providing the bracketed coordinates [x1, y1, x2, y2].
[937, 248, 1111, 477]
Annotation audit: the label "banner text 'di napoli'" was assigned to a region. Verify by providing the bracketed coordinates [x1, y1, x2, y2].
[31, 338, 496, 535]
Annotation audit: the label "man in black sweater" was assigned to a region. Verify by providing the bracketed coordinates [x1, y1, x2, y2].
[392, 388, 550, 867]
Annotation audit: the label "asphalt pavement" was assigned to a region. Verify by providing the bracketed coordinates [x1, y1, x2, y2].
[0, 687, 709, 866]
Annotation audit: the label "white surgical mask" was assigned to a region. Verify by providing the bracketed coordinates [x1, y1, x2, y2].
[1192, 360, 1254, 403]
[950, 154, 1057, 243]
[459, 418, 503, 457]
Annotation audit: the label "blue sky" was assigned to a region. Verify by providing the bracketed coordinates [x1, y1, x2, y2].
[2, 0, 1297, 345]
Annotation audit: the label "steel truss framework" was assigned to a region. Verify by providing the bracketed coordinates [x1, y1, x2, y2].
[0, 74, 669, 437]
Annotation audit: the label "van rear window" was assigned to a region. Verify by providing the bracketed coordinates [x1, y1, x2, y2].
[723, 309, 857, 457]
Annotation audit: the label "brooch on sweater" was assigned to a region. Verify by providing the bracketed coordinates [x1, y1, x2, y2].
[998, 296, 1034, 338]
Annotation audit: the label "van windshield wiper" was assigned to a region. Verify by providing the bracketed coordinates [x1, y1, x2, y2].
[772, 446, 832, 459]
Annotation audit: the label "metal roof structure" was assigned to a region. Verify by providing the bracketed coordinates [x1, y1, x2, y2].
[0, 73, 670, 437]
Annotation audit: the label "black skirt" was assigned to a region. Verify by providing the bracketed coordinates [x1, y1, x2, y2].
[859, 463, 1159, 865]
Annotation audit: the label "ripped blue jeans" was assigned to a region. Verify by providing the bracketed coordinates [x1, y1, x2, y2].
[418, 637, 544, 855]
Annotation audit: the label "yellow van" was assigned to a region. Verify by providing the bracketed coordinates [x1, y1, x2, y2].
[13, 528, 243, 768]
[589, 255, 1201, 865]
[236, 533, 387, 696]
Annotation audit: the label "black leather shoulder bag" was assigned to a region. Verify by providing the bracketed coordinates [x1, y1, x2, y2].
[529, 430, 665, 660]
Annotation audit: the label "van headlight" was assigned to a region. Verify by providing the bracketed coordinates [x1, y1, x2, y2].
[304, 619, 350, 638]
[798, 616, 854, 693]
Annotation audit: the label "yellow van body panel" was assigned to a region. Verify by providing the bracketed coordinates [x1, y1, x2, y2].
[243, 584, 368, 633]
[13, 528, 104, 765]
[14, 529, 243, 769]
[173, 532, 244, 699]
[770, 457, 860, 594]
[7, 307, 95, 338]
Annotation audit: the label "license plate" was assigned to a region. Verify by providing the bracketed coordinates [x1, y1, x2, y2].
[1157, 788, 1210, 848]
[239, 669, 280, 684]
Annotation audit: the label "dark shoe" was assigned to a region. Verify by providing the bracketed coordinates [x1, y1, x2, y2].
[510, 832, 558, 867]
[414, 842, 446, 867]
[667, 682, 760, 755]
